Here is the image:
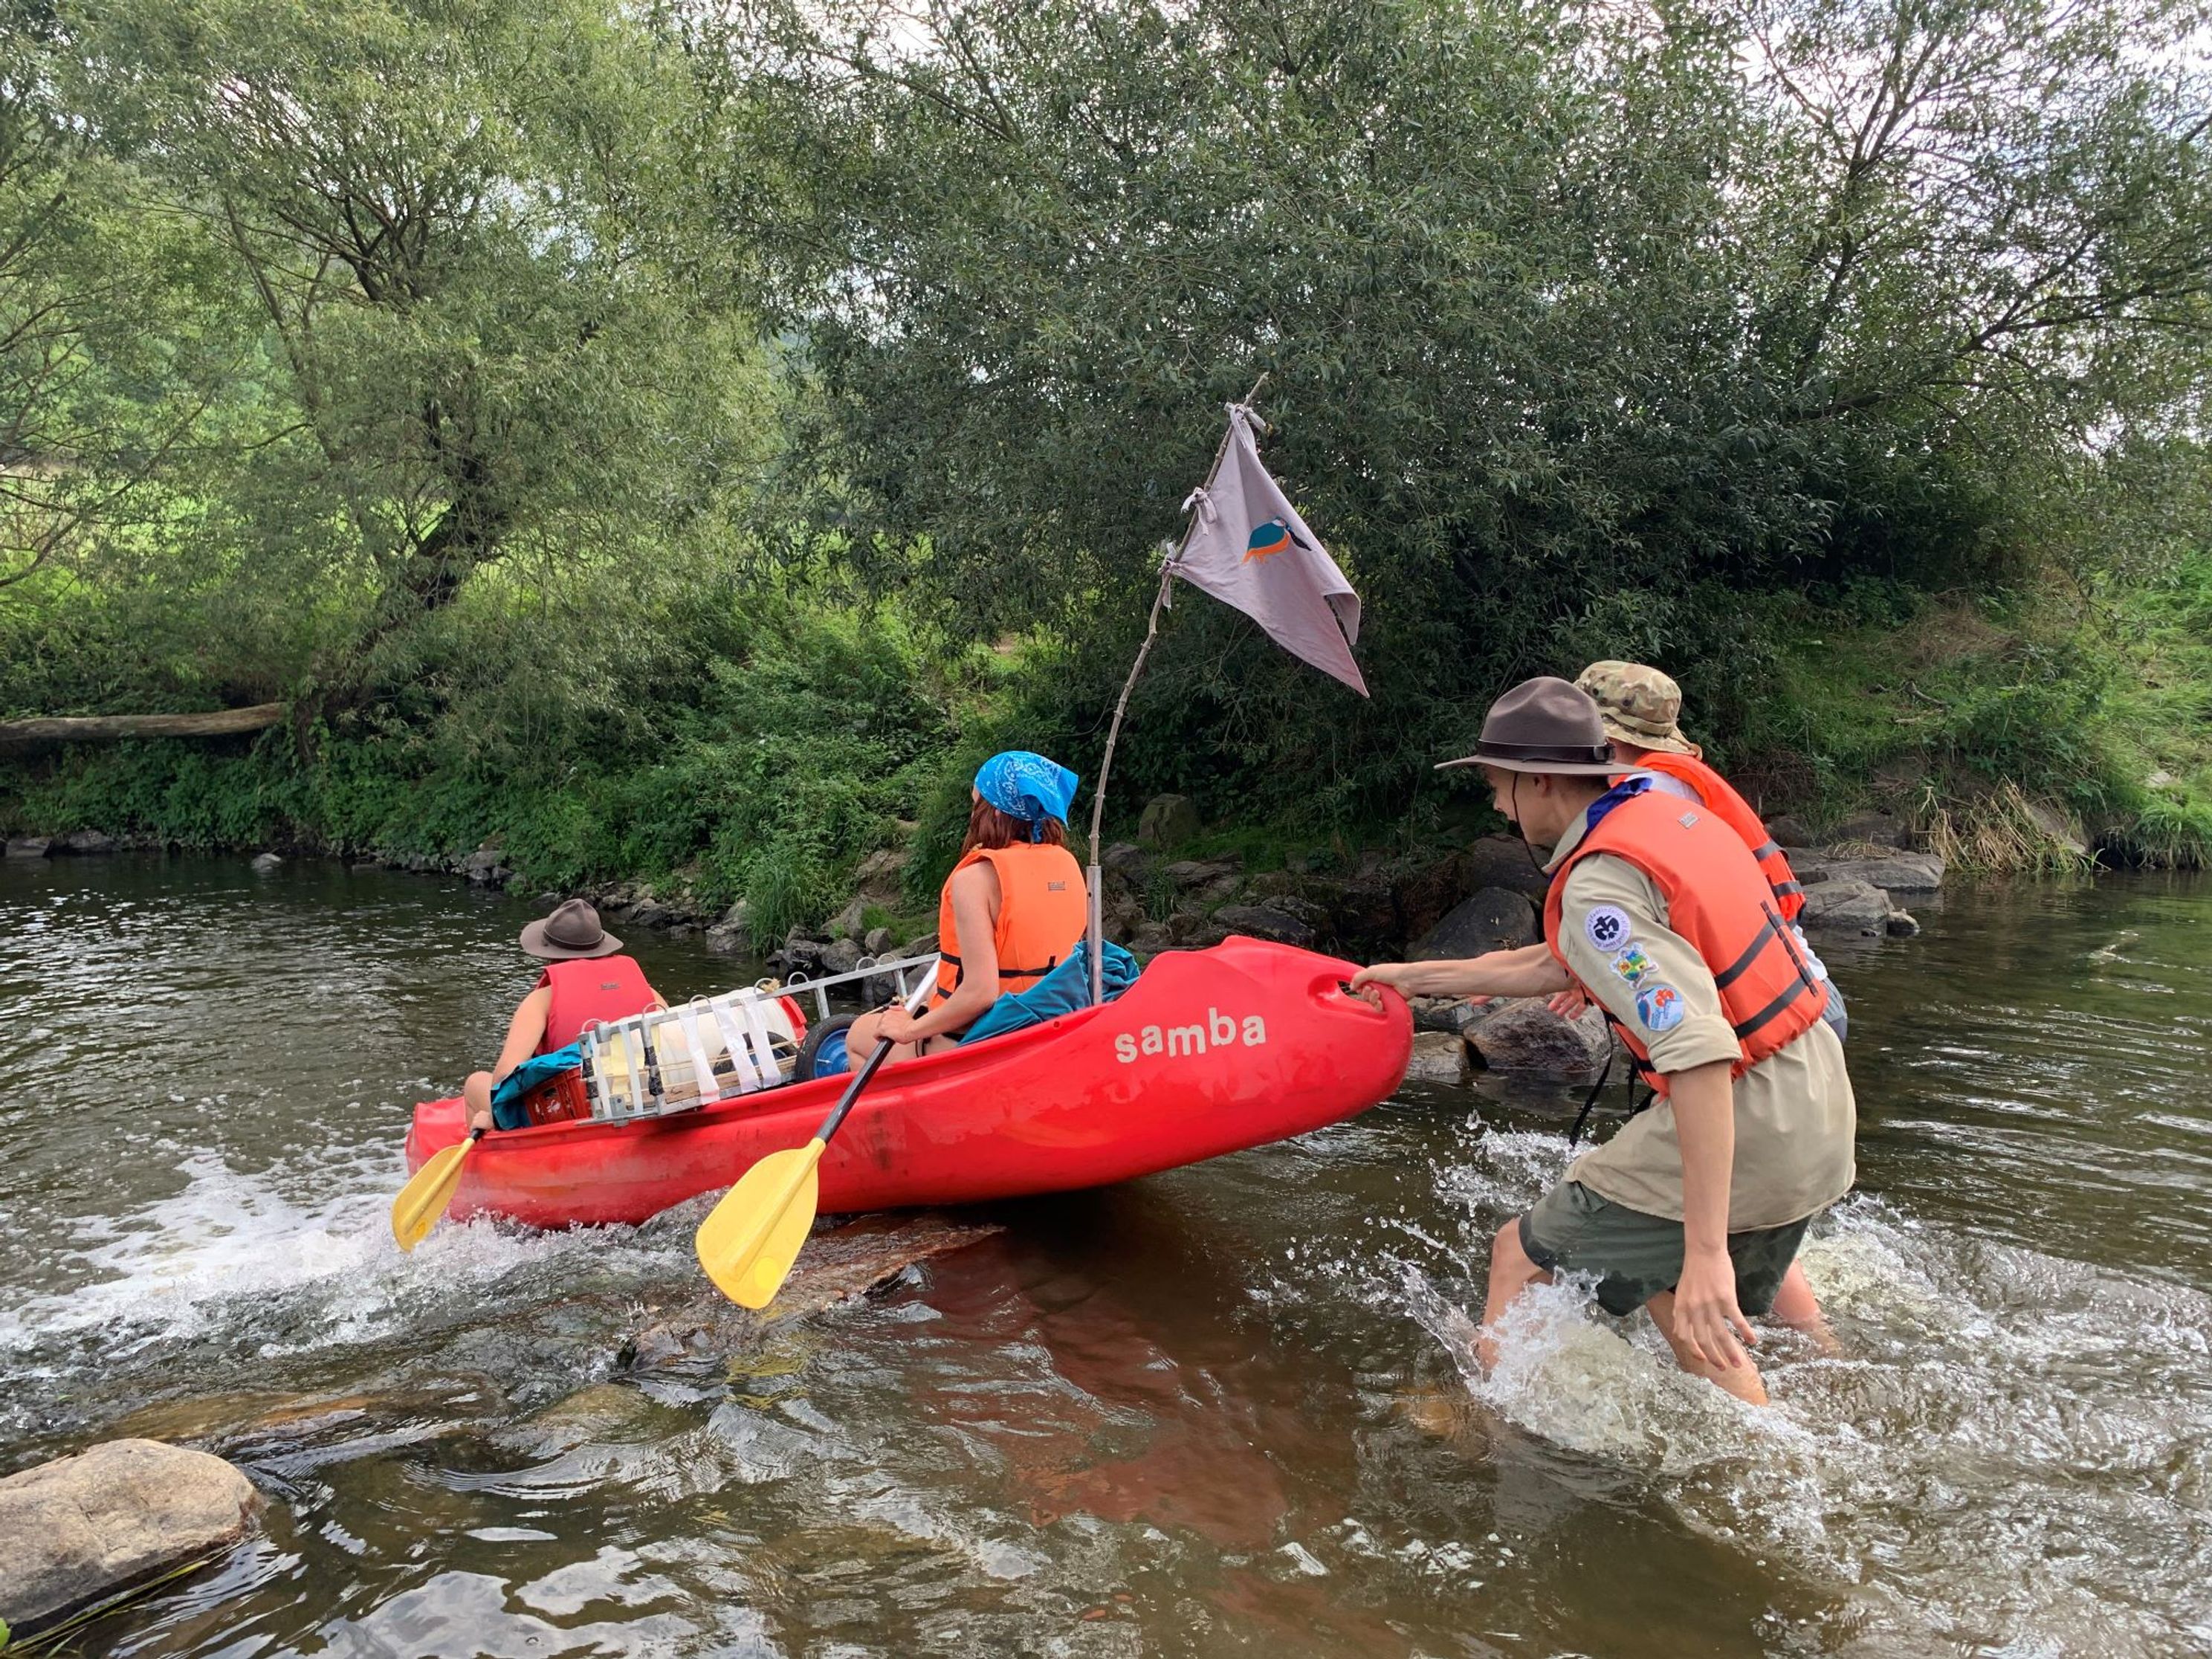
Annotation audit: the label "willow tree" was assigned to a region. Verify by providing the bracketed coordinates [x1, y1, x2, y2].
[696, 0, 2211, 815]
[0, 7, 235, 604]
[73, 0, 768, 700]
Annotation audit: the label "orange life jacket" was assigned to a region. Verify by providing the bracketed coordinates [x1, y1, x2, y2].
[1544, 787, 1827, 1098]
[537, 955, 656, 1052]
[934, 841, 1087, 1002]
[1631, 750, 1805, 923]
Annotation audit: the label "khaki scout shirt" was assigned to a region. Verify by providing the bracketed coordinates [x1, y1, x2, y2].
[1545, 792, 1857, 1230]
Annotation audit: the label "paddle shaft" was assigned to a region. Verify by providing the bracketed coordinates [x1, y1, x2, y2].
[813, 1036, 894, 1145]
[812, 975, 935, 1145]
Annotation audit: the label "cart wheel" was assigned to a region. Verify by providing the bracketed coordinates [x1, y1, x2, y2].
[795, 1014, 858, 1081]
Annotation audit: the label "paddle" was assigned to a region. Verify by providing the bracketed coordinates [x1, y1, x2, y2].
[695, 980, 931, 1308]
[391, 1126, 484, 1252]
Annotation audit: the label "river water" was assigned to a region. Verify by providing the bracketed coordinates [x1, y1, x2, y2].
[3, 856, 2209, 1657]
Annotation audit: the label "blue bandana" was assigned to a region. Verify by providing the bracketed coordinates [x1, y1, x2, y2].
[974, 751, 1079, 841]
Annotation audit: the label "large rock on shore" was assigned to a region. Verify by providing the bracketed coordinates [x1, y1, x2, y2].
[1403, 1030, 1472, 1086]
[1411, 888, 1537, 960]
[1809, 852, 1946, 895]
[1137, 794, 1200, 850]
[1466, 997, 1610, 1075]
[1797, 878, 1892, 934]
[1206, 903, 1318, 948]
[0, 1439, 262, 1637]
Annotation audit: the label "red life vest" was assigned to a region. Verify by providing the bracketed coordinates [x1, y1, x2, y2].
[1631, 750, 1805, 923]
[934, 841, 1087, 1002]
[537, 955, 657, 1051]
[1544, 788, 1827, 1098]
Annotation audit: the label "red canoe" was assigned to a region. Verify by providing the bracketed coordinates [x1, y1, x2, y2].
[405, 937, 1411, 1229]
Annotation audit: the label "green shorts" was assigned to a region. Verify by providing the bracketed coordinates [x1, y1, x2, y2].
[1517, 1180, 1810, 1319]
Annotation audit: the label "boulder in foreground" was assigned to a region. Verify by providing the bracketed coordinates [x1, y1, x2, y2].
[0, 1438, 262, 1637]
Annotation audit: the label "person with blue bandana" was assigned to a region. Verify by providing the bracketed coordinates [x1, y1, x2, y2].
[846, 751, 1089, 1064]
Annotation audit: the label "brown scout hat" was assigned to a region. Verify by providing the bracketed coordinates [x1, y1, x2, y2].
[519, 897, 623, 960]
[1575, 660, 1697, 755]
[1435, 676, 1620, 775]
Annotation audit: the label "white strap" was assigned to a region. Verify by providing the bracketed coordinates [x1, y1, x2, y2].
[675, 1002, 720, 1105]
[708, 994, 767, 1093]
[738, 993, 780, 1081]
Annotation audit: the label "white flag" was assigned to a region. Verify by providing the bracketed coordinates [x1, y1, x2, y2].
[1171, 405, 1368, 696]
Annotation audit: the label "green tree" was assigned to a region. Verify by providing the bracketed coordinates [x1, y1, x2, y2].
[71, 0, 772, 699]
[0, 4, 237, 602]
[698, 0, 2212, 816]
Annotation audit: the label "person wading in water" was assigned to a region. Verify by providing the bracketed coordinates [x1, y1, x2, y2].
[846, 751, 1088, 1064]
[462, 899, 664, 1132]
[1353, 679, 1857, 1404]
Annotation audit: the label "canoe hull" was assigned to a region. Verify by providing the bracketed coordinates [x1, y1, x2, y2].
[405, 937, 1410, 1229]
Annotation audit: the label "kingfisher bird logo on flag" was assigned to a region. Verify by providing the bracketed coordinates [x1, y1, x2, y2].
[1243, 517, 1310, 563]
[1173, 406, 1367, 696]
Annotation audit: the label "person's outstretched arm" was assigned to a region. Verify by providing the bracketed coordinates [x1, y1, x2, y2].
[1351, 942, 1571, 1002]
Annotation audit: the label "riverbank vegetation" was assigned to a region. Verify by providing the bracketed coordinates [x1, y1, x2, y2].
[3, 0, 2208, 919]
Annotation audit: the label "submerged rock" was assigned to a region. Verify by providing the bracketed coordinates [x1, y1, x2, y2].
[54, 829, 119, 854]
[618, 1213, 1004, 1371]
[0, 1438, 262, 1637]
[1403, 1030, 1472, 1086]
[4, 835, 51, 858]
[248, 851, 282, 872]
[1466, 997, 1609, 1075]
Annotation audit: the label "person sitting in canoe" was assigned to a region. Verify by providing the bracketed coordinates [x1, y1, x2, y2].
[462, 898, 664, 1132]
[846, 751, 1087, 1064]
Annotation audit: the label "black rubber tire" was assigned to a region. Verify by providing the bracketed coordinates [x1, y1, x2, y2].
[793, 1012, 859, 1081]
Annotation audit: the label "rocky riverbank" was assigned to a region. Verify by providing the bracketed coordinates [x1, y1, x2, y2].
[8, 795, 1951, 989]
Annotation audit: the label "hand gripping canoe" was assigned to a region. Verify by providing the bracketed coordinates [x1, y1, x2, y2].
[695, 978, 933, 1308]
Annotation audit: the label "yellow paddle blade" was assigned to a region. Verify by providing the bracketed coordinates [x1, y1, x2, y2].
[391, 1134, 476, 1253]
[695, 1139, 826, 1309]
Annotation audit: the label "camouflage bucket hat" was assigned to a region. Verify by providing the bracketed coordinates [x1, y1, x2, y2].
[1574, 661, 1697, 755]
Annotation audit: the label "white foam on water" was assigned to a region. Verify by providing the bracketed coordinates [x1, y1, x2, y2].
[1399, 1127, 2212, 1656]
[0, 1146, 679, 1371]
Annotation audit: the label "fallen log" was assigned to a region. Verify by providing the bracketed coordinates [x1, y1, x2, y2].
[0, 703, 285, 745]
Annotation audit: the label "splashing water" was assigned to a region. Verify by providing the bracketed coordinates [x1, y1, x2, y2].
[4, 856, 2211, 1656]
[1391, 1121, 2212, 1656]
